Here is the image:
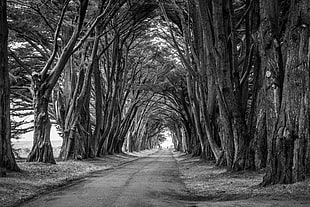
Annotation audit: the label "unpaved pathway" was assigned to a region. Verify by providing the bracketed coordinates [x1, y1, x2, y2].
[19, 149, 198, 207]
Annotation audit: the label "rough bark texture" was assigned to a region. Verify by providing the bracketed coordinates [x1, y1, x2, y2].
[0, 0, 20, 174]
[262, 0, 310, 185]
[257, 0, 284, 174]
[27, 76, 56, 164]
[186, 74, 207, 160]
[59, 53, 93, 160]
[212, 0, 251, 171]
[252, 39, 268, 169]
[190, 1, 223, 162]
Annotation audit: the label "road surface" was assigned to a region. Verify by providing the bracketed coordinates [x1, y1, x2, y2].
[19, 149, 198, 207]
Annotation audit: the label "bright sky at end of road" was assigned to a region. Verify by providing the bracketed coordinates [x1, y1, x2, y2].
[160, 131, 173, 148]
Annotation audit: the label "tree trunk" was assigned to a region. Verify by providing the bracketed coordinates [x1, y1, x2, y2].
[216, 108, 234, 169]
[27, 79, 56, 163]
[256, 0, 285, 173]
[262, 0, 310, 185]
[199, 78, 224, 163]
[174, 124, 182, 151]
[27, 1, 89, 163]
[59, 25, 100, 160]
[59, 81, 91, 160]
[186, 74, 207, 160]
[60, 58, 94, 159]
[0, 0, 20, 175]
[212, 0, 251, 171]
[253, 47, 269, 169]
[254, 107, 268, 169]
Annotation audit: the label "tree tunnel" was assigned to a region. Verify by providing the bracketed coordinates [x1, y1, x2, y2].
[5, 0, 310, 185]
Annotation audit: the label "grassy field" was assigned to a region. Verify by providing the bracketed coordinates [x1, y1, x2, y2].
[12, 140, 62, 158]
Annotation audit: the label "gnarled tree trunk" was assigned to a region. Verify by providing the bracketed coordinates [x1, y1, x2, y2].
[262, 0, 310, 185]
[27, 77, 56, 163]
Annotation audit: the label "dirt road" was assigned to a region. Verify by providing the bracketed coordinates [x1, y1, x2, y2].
[19, 149, 198, 207]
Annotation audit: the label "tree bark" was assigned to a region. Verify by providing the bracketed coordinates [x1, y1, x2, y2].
[60, 31, 99, 160]
[211, 0, 251, 171]
[27, 78, 56, 163]
[186, 74, 208, 160]
[262, 0, 310, 185]
[0, 0, 20, 175]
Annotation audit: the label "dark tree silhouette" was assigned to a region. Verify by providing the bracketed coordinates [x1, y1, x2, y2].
[0, 0, 20, 176]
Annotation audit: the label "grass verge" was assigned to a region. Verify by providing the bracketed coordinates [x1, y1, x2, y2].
[0, 150, 157, 207]
[173, 151, 310, 206]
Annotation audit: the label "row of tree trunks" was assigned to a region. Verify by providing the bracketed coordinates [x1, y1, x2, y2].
[59, 27, 100, 160]
[95, 28, 155, 155]
[162, 0, 260, 170]
[186, 74, 208, 160]
[214, 0, 253, 171]
[126, 106, 147, 152]
[97, 34, 123, 156]
[161, 0, 310, 185]
[28, 0, 130, 163]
